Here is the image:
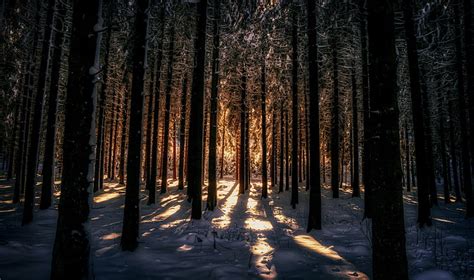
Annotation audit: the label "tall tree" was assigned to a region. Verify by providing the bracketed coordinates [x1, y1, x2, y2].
[306, 0, 321, 231]
[186, 0, 208, 219]
[351, 65, 360, 197]
[330, 28, 340, 199]
[453, 1, 473, 217]
[207, 0, 221, 209]
[261, 33, 268, 199]
[290, 7, 298, 208]
[146, 4, 166, 204]
[23, 0, 56, 224]
[367, 0, 409, 278]
[403, 0, 432, 227]
[50, 0, 102, 278]
[160, 21, 176, 194]
[239, 73, 247, 195]
[178, 76, 188, 190]
[121, 0, 150, 251]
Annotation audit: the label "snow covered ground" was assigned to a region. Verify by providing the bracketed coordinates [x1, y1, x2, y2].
[0, 177, 473, 279]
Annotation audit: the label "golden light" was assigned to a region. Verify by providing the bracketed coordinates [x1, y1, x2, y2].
[142, 204, 181, 223]
[101, 232, 121, 240]
[293, 235, 345, 262]
[94, 192, 121, 204]
[245, 217, 273, 231]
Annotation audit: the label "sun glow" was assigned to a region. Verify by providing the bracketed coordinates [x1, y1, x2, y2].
[293, 235, 345, 262]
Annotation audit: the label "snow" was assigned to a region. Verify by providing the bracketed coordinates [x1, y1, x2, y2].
[0, 178, 473, 279]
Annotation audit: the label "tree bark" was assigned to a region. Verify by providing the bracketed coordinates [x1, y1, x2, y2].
[367, 1, 409, 278]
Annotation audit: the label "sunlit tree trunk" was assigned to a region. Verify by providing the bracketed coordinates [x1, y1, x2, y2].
[178, 76, 188, 190]
[279, 105, 284, 193]
[239, 73, 247, 195]
[207, 0, 220, 209]
[261, 39, 268, 199]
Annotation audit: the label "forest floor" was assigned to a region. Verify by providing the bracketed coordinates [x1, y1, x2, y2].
[0, 176, 473, 279]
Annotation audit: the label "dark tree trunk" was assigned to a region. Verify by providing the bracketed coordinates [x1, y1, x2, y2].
[94, 1, 114, 193]
[207, 0, 220, 209]
[107, 92, 117, 180]
[448, 101, 462, 202]
[366, 1, 409, 278]
[279, 105, 284, 193]
[330, 33, 340, 199]
[160, 23, 176, 194]
[144, 57, 156, 185]
[121, 0, 150, 251]
[220, 108, 226, 179]
[119, 74, 131, 185]
[271, 110, 276, 188]
[261, 42, 268, 199]
[351, 65, 360, 197]
[186, 0, 208, 219]
[306, 0, 322, 231]
[50, 0, 101, 278]
[438, 91, 450, 204]
[454, 1, 473, 217]
[40, 0, 67, 209]
[291, 8, 298, 208]
[7, 105, 19, 181]
[464, 0, 474, 185]
[239, 73, 247, 195]
[146, 4, 165, 204]
[405, 123, 411, 192]
[359, 0, 372, 218]
[285, 110, 290, 191]
[403, 0, 432, 226]
[178, 77, 188, 190]
[23, 0, 56, 224]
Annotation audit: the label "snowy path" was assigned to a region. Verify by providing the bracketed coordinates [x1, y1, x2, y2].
[0, 177, 473, 279]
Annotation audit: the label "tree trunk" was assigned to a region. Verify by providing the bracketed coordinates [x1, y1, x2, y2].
[291, 8, 298, 208]
[178, 76, 188, 190]
[448, 101, 462, 202]
[146, 4, 165, 203]
[330, 32, 340, 199]
[367, 1, 409, 278]
[403, 0, 432, 226]
[119, 74, 131, 185]
[261, 40, 268, 199]
[454, 1, 473, 217]
[207, 0, 220, 209]
[121, 0, 150, 251]
[239, 73, 247, 195]
[405, 123, 411, 192]
[285, 110, 290, 192]
[186, 0, 208, 219]
[279, 105, 284, 193]
[23, 0, 56, 224]
[160, 23, 176, 194]
[306, 0, 321, 231]
[351, 65, 360, 197]
[50, 0, 102, 277]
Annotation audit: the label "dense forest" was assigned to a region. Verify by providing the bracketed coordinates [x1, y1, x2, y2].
[0, 0, 473, 279]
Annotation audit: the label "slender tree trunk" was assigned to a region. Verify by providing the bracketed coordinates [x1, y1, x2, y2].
[405, 123, 411, 192]
[403, 0, 432, 226]
[464, 0, 474, 183]
[271, 110, 277, 188]
[285, 111, 290, 191]
[351, 65, 360, 197]
[119, 74, 131, 185]
[306, 0, 321, 231]
[330, 33, 340, 199]
[448, 101, 462, 202]
[160, 23, 176, 194]
[220, 108, 226, 179]
[50, 0, 102, 277]
[186, 0, 208, 219]
[359, 0, 372, 218]
[178, 76, 188, 190]
[172, 122, 177, 180]
[279, 105, 284, 193]
[239, 73, 247, 195]
[207, 0, 220, 209]
[121, 0, 150, 251]
[144, 55, 156, 184]
[291, 8, 298, 208]
[367, 1, 409, 278]
[261, 40, 268, 199]
[454, 1, 473, 217]
[438, 92, 450, 204]
[41, 0, 67, 208]
[146, 5, 165, 203]
[23, 0, 56, 224]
